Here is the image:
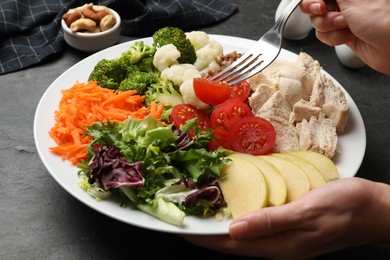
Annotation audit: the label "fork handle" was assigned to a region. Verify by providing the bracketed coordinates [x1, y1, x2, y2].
[273, 0, 302, 35]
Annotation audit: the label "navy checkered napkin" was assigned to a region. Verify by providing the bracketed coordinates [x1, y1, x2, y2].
[0, 0, 237, 75]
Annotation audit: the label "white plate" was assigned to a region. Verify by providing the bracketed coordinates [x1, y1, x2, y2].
[34, 35, 366, 235]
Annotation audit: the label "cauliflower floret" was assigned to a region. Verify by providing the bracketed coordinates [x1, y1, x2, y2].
[185, 31, 210, 51]
[182, 67, 202, 82]
[153, 44, 180, 72]
[160, 64, 200, 86]
[193, 39, 223, 71]
[180, 78, 209, 110]
[200, 59, 220, 75]
[161, 63, 205, 109]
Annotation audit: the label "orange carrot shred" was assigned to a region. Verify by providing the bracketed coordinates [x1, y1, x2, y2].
[149, 101, 165, 120]
[49, 81, 149, 165]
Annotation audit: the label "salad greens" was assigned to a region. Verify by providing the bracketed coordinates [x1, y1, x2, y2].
[79, 115, 230, 226]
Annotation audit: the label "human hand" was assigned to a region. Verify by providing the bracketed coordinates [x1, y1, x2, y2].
[300, 0, 390, 75]
[183, 177, 390, 259]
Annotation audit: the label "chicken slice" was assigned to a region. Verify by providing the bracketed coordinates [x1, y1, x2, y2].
[290, 99, 322, 124]
[279, 77, 305, 107]
[268, 116, 300, 153]
[248, 83, 276, 114]
[297, 113, 338, 158]
[296, 52, 322, 83]
[309, 73, 349, 133]
[248, 72, 277, 92]
[256, 91, 292, 120]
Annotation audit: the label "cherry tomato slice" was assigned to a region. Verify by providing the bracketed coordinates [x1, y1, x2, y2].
[228, 116, 276, 155]
[210, 98, 253, 130]
[230, 80, 251, 102]
[208, 127, 232, 151]
[193, 78, 232, 105]
[170, 103, 210, 133]
[208, 98, 253, 150]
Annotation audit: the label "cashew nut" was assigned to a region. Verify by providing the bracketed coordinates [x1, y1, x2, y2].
[92, 5, 111, 13]
[70, 18, 96, 32]
[99, 15, 116, 32]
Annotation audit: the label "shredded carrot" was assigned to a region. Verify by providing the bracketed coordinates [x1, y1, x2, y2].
[102, 89, 137, 106]
[149, 101, 165, 120]
[49, 80, 150, 165]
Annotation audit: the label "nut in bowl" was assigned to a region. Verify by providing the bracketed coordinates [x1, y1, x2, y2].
[61, 3, 121, 52]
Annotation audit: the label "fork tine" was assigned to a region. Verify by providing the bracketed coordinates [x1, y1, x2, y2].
[210, 51, 253, 81]
[224, 54, 264, 83]
[228, 43, 281, 85]
[229, 54, 278, 85]
[210, 43, 265, 82]
[219, 54, 262, 82]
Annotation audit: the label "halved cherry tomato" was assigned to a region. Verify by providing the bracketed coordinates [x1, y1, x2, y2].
[210, 98, 253, 130]
[228, 116, 276, 155]
[193, 78, 232, 105]
[208, 98, 253, 149]
[229, 80, 251, 102]
[208, 127, 231, 151]
[170, 103, 210, 134]
[193, 78, 251, 105]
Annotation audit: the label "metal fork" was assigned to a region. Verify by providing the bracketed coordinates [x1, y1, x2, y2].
[211, 0, 303, 85]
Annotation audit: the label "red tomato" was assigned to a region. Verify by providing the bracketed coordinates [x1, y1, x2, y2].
[229, 80, 251, 102]
[193, 78, 232, 105]
[170, 104, 210, 133]
[208, 127, 231, 151]
[228, 116, 276, 155]
[208, 98, 253, 150]
[210, 98, 253, 130]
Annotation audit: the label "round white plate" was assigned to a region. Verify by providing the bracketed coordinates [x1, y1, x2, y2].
[34, 35, 366, 235]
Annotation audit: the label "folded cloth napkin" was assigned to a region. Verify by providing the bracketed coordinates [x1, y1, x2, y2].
[0, 0, 238, 75]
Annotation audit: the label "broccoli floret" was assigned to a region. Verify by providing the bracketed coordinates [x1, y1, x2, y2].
[120, 41, 157, 66]
[89, 41, 159, 91]
[153, 27, 197, 64]
[131, 56, 159, 74]
[145, 78, 184, 108]
[88, 59, 128, 89]
[118, 71, 160, 94]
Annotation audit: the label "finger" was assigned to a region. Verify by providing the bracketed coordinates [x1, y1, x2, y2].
[229, 203, 304, 240]
[316, 28, 357, 46]
[300, 0, 327, 15]
[183, 233, 308, 259]
[310, 12, 348, 32]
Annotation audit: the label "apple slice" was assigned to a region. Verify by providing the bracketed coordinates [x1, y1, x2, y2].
[289, 150, 339, 182]
[218, 155, 269, 218]
[271, 153, 326, 189]
[260, 155, 310, 202]
[229, 153, 287, 206]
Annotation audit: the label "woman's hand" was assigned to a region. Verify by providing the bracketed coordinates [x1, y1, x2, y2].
[300, 0, 390, 75]
[183, 177, 390, 259]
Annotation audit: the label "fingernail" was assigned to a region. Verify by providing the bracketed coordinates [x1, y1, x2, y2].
[230, 220, 250, 238]
[334, 15, 347, 27]
[309, 3, 322, 15]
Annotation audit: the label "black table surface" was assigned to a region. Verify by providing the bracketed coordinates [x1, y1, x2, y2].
[1, 0, 390, 259]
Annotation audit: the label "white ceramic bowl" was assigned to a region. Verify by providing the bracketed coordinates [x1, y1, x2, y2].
[62, 8, 121, 52]
[335, 44, 366, 69]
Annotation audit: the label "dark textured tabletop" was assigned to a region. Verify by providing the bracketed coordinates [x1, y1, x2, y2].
[1, 0, 390, 259]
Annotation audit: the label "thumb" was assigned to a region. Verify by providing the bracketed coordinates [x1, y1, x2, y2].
[229, 203, 303, 240]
